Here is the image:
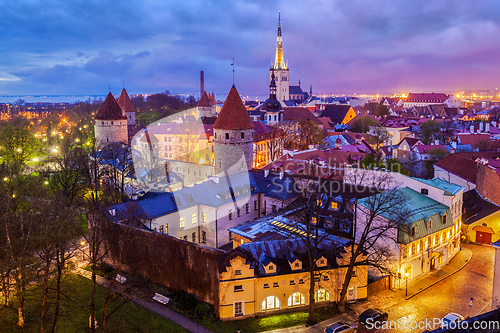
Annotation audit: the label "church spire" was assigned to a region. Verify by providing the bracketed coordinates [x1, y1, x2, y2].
[273, 12, 287, 70]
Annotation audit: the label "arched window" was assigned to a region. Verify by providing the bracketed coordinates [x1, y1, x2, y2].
[288, 292, 306, 307]
[314, 289, 331, 302]
[261, 296, 280, 311]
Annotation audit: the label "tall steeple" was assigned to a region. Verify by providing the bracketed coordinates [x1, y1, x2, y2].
[273, 12, 287, 70]
[270, 12, 289, 101]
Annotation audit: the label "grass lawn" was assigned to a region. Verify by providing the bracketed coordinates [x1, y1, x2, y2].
[202, 306, 339, 333]
[0, 274, 189, 333]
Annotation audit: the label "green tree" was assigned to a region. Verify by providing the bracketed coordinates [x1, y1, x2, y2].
[0, 126, 41, 171]
[374, 104, 390, 116]
[350, 116, 379, 133]
[368, 125, 390, 151]
[420, 120, 441, 144]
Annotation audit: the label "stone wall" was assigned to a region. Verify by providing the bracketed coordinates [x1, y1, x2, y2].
[167, 160, 215, 187]
[477, 161, 500, 206]
[104, 222, 224, 316]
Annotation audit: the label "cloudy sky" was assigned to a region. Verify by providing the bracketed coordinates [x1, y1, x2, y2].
[2, 0, 500, 99]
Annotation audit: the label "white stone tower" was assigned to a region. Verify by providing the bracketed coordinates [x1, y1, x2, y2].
[94, 92, 128, 145]
[270, 13, 289, 101]
[213, 85, 254, 175]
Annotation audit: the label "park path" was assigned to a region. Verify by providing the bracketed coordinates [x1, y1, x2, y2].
[74, 268, 214, 333]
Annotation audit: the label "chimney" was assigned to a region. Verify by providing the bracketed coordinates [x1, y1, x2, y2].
[200, 71, 205, 97]
[279, 171, 284, 179]
[434, 139, 439, 145]
[486, 122, 490, 132]
[451, 141, 457, 149]
[264, 169, 270, 178]
[479, 122, 484, 132]
[493, 121, 497, 127]
[335, 137, 342, 149]
[470, 125, 474, 134]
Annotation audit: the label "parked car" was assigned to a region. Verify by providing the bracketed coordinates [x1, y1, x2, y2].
[358, 308, 388, 326]
[441, 313, 464, 327]
[323, 321, 358, 333]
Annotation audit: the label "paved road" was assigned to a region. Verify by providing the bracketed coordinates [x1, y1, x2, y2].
[358, 243, 494, 333]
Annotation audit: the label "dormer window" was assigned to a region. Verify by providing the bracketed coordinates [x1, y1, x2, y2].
[421, 188, 428, 195]
[428, 219, 433, 230]
[268, 265, 274, 270]
[411, 226, 416, 236]
[442, 213, 447, 225]
[316, 257, 327, 267]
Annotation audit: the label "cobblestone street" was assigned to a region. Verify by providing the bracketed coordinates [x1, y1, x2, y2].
[359, 244, 495, 332]
[357, 243, 494, 332]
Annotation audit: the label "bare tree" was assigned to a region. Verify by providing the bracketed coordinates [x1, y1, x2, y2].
[175, 120, 201, 163]
[338, 167, 410, 312]
[266, 125, 284, 162]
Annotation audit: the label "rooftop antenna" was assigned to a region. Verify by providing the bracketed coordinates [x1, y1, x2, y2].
[109, 85, 111, 93]
[123, 81, 125, 89]
[231, 58, 235, 85]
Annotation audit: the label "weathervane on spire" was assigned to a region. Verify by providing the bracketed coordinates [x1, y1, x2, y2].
[231, 58, 235, 85]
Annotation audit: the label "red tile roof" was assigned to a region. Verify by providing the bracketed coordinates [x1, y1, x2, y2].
[214, 86, 254, 130]
[95, 92, 127, 120]
[197, 91, 211, 107]
[117, 88, 135, 113]
[457, 133, 491, 148]
[434, 154, 477, 183]
[405, 93, 449, 103]
[283, 107, 322, 125]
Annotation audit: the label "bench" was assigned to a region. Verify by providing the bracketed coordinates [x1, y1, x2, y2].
[115, 274, 127, 284]
[153, 293, 170, 305]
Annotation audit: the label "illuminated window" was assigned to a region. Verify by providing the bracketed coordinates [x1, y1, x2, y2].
[192, 213, 197, 224]
[315, 289, 331, 302]
[165, 223, 168, 234]
[262, 296, 280, 311]
[159, 225, 163, 233]
[201, 212, 206, 223]
[288, 293, 306, 307]
[180, 217, 185, 229]
[330, 202, 338, 210]
[311, 217, 317, 224]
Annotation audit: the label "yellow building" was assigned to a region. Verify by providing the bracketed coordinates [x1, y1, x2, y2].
[219, 238, 367, 319]
[462, 189, 500, 244]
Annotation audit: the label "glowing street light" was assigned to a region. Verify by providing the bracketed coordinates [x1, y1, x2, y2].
[52, 148, 58, 153]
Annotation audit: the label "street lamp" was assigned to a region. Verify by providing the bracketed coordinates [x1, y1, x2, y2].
[405, 272, 409, 297]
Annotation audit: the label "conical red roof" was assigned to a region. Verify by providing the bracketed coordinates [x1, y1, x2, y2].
[117, 88, 135, 113]
[214, 86, 254, 130]
[95, 92, 127, 120]
[197, 91, 211, 107]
